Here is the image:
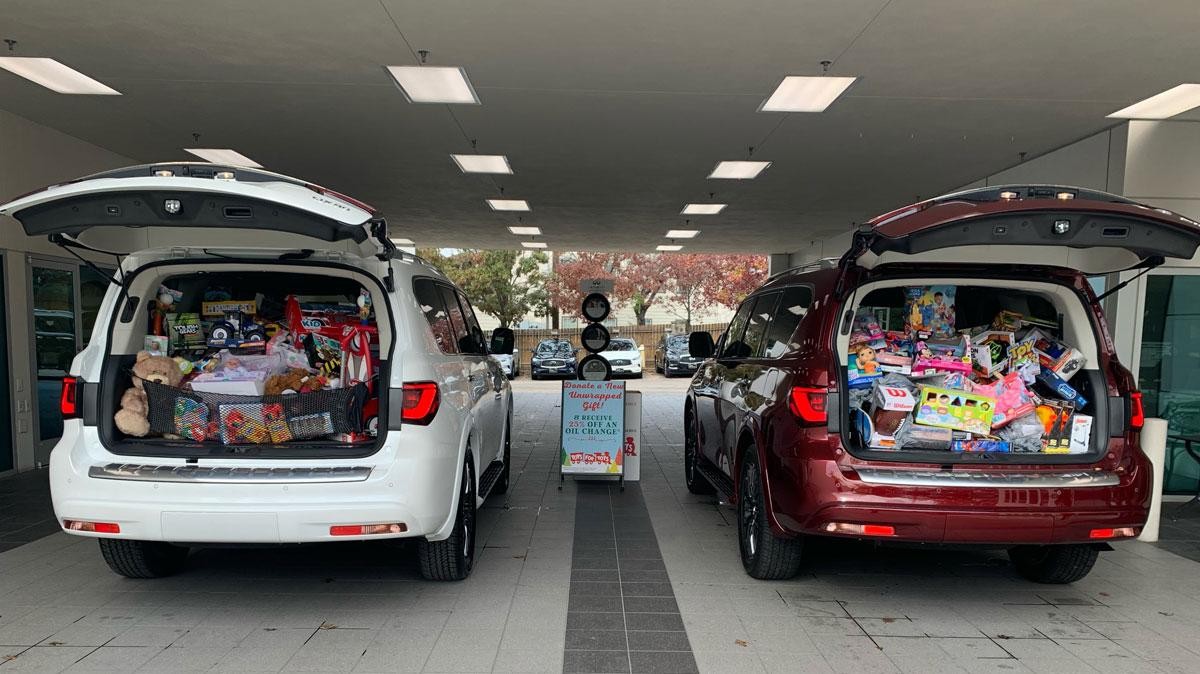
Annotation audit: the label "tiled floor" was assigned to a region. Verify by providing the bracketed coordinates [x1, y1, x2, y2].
[3, 381, 1200, 673]
[0, 469, 58, 553]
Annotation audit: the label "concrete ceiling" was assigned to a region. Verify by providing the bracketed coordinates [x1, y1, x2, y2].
[3, 0, 1200, 253]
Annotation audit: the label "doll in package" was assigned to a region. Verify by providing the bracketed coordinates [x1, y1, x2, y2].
[905, 286, 957, 338]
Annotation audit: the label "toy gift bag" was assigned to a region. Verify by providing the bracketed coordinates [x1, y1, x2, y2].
[905, 286, 956, 338]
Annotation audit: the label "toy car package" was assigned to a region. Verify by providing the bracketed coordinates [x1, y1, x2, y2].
[167, 312, 205, 351]
[905, 285, 957, 338]
[1034, 368, 1089, 408]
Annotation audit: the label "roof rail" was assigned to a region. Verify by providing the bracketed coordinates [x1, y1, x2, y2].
[769, 257, 839, 279]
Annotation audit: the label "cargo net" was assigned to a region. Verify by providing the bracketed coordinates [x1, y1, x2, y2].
[142, 378, 367, 444]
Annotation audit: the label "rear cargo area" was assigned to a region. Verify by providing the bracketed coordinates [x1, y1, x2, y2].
[839, 278, 1109, 462]
[99, 263, 390, 458]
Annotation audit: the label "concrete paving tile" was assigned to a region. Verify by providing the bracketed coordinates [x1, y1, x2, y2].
[65, 646, 159, 672]
[0, 645, 95, 672]
[628, 650, 698, 673]
[627, 630, 692, 652]
[563, 649, 631, 673]
[137, 644, 232, 673]
[422, 627, 501, 672]
[492, 648, 563, 673]
[0, 623, 59, 647]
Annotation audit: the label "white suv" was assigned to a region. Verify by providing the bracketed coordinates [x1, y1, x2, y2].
[0, 163, 514, 581]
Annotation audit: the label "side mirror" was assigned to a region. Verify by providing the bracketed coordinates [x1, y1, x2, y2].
[689, 331, 715, 359]
[489, 327, 515, 355]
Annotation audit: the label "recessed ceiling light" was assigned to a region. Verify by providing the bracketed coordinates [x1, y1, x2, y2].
[0, 57, 120, 95]
[391, 237, 415, 245]
[522, 241, 547, 249]
[760, 75, 857, 112]
[487, 199, 530, 212]
[508, 226, 542, 236]
[183, 148, 262, 168]
[1108, 83, 1200, 119]
[657, 244, 683, 251]
[709, 161, 771, 180]
[681, 203, 726, 215]
[451, 154, 512, 174]
[385, 65, 480, 104]
[665, 230, 699, 239]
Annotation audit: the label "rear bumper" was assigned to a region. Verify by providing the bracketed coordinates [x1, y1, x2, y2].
[768, 456, 1152, 546]
[49, 423, 461, 544]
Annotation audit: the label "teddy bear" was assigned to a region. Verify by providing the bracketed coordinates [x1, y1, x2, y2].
[114, 351, 184, 437]
[264, 368, 326, 396]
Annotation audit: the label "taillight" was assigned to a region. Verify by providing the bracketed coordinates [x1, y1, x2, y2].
[401, 382, 440, 425]
[63, 519, 120, 534]
[330, 523, 407, 536]
[60, 376, 81, 419]
[1129, 391, 1144, 430]
[1090, 527, 1137, 539]
[788, 387, 827, 424]
[823, 522, 896, 537]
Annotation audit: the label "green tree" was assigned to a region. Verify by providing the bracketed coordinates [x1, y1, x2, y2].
[419, 248, 549, 328]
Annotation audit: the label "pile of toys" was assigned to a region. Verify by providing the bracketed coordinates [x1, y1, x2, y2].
[849, 286, 1092, 454]
[120, 283, 379, 445]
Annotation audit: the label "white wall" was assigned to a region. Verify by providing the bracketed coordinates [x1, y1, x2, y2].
[1, 109, 138, 473]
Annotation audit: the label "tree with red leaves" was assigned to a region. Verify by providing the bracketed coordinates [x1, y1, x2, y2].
[549, 252, 768, 327]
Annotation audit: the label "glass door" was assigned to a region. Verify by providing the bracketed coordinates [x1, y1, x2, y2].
[31, 261, 78, 463]
[1138, 272, 1200, 494]
[0, 256, 12, 473]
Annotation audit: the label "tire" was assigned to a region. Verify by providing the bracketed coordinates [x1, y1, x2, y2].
[738, 450, 803, 580]
[209, 323, 232, 342]
[98, 539, 189, 579]
[493, 422, 512, 495]
[684, 409, 715, 495]
[244, 329, 266, 343]
[1009, 544, 1099, 584]
[418, 459, 477, 581]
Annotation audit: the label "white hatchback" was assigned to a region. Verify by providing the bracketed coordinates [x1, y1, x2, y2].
[0, 163, 514, 581]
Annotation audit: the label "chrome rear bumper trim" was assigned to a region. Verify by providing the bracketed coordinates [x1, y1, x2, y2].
[89, 463, 372, 484]
[855, 468, 1119, 489]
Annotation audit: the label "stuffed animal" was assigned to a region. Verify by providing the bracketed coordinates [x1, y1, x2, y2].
[264, 368, 325, 396]
[115, 351, 184, 437]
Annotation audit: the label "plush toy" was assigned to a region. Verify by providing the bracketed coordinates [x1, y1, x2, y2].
[264, 368, 325, 396]
[115, 351, 184, 437]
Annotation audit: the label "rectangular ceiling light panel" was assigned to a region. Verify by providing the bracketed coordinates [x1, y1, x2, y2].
[508, 226, 542, 235]
[1108, 83, 1200, 119]
[487, 199, 530, 211]
[664, 229, 699, 239]
[681, 203, 726, 215]
[709, 160, 771, 179]
[0, 57, 120, 95]
[760, 75, 856, 112]
[522, 241, 547, 248]
[451, 154, 512, 174]
[184, 148, 262, 168]
[386, 65, 480, 104]
[657, 244, 683, 251]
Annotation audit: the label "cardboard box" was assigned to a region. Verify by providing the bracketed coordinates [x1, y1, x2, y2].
[201, 300, 257, 317]
[1034, 368, 1089, 408]
[905, 285, 957, 338]
[1069, 414, 1093, 454]
[914, 386, 996, 435]
[969, 372, 1036, 429]
[902, 424, 954, 450]
[190, 371, 267, 396]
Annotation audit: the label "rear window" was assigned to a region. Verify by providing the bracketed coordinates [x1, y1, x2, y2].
[761, 286, 812, 358]
[537, 340, 572, 355]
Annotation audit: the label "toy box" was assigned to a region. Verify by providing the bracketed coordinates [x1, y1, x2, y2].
[969, 371, 1036, 428]
[848, 352, 883, 388]
[912, 336, 972, 376]
[850, 309, 885, 348]
[144, 334, 170, 356]
[970, 330, 1014, 378]
[952, 439, 1011, 453]
[884, 331, 914, 355]
[1026, 329, 1087, 381]
[167, 312, 205, 351]
[1034, 368, 1089, 408]
[905, 286, 957, 338]
[191, 370, 268, 396]
[1069, 414, 1093, 454]
[1007, 339, 1040, 383]
[202, 300, 257, 317]
[899, 424, 954, 450]
[914, 385, 996, 435]
[1037, 401, 1076, 453]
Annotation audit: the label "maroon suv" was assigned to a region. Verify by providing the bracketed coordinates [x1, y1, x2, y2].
[684, 185, 1200, 583]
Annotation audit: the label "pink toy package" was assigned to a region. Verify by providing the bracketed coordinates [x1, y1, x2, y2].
[911, 337, 972, 376]
[969, 371, 1036, 429]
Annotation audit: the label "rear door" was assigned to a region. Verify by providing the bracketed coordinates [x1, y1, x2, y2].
[715, 292, 780, 475]
[0, 163, 393, 258]
[454, 289, 506, 466]
[849, 185, 1200, 274]
[693, 299, 754, 473]
[437, 284, 497, 475]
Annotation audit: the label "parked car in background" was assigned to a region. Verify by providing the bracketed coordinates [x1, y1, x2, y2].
[491, 345, 519, 379]
[531, 339, 577, 379]
[655, 333, 702, 377]
[600, 338, 642, 378]
[682, 185, 1199, 584]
